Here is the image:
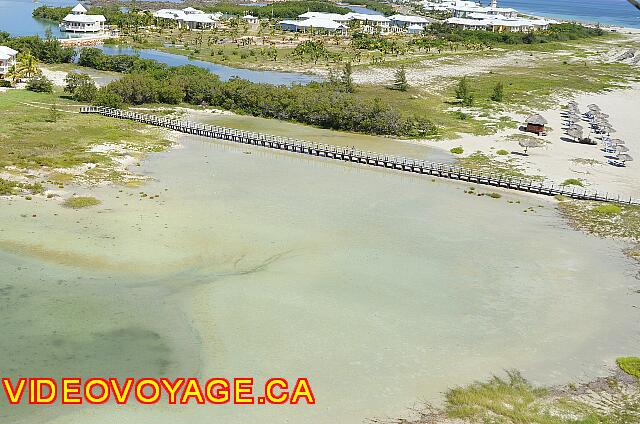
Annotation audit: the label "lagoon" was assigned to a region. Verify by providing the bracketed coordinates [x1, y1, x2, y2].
[1, 125, 638, 423]
[0, 0, 81, 38]
[96, 45, 321, 85]
[1, 0, 321, 85]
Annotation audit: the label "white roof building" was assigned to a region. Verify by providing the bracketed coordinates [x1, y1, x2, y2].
[279, 16, 347, 33]
[0, 46, 18, 77]
[241, 14, 259, 24]
[181, 7, 201, 14]
[389, 14, 430, 24]
[281, 11, 391, 34]
[153, 8, 221, 29]
[445, 14, 554, 32]
[407, 24, 425, 34]
[388, 14, 431, 30]
[59, 3, 106, 33]
[429, 0, 557, 32]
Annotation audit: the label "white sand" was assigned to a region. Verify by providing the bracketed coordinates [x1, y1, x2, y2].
[421, 83, 640, 199]
[352, 50, 539, 86]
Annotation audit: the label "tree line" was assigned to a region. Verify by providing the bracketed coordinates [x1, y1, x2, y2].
[73, 48, 433, 137]
[203, 1, 349, 19]
[0, 31, 75, 64]
[423, 22, 604, 46]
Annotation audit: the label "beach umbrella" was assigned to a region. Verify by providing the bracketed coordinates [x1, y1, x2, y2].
[618, 154, 633, 162]
[519, 139, 542, 154]
[567, 127, 583, 140]
[567, 113, 581, 121]
[617, 145, 630, 153]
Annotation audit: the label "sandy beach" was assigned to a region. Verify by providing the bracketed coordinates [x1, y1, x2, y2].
[419, 82, 640, 199]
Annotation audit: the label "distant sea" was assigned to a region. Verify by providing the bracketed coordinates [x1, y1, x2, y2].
[499, 0, 640, 29]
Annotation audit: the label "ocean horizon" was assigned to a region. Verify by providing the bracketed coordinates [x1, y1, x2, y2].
[499, 0, 640, 29]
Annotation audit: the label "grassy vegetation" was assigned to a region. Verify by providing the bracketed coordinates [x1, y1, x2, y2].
[450, 146, 464, 154]
[557, 198, 640, 241]
[344, 44, 637, 139]
[465, 60, 639, 110]
[561, 178, 584, 187]
[594, 204, 622, 215]
[391, 365, 640, 424]
[496, 149, 509, 155]
[445, 371, 565, 423]
[354, 84, 507, 139]
[0, 89, 169, 184]
[457, 152, 542, 180]
[62, 196, 101, 209]
[617, 357, 640, 379]
[440, 368, 640, 424]
[0, 178, 44, 195]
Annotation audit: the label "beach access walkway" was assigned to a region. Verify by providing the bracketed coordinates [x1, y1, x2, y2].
[81, 106, 640, 206]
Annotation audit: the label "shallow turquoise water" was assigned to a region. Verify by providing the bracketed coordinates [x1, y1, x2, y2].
[501, 0, 640, 28]
[1, 130, 638, 423]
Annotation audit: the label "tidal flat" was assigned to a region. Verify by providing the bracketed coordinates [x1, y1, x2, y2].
[0, 130, 638, 423]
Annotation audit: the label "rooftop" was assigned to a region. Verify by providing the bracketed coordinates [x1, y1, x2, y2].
[527, 114, 548, 125]
[388, 14, 431, 24]
[62, 13, 106, 23]
[0, 46, 18, 57]
[71, 3, 87, 13]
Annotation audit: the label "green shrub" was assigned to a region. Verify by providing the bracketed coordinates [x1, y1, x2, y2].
[93, 88, 124, 109]
[593, 204, 621, 215]
[487, 192, 502, 198]
[491, 81, 504, 102]
[63, 196, 101, 209]
[450, 146, 464, 154]
[496, 149, 509, 155]
[0, 178, 44, 195]
[64, 72, 97, 101]
[561, 178, 583, 187]
[617, 357, 640, 378]
[26, 75, 53, 93]
[455, 77, 474, 106]
[453, 111, 468, 120]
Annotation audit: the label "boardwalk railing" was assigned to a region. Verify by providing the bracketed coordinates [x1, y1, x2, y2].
[81, 106, 639, 206]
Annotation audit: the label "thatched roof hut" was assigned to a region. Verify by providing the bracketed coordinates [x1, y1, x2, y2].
[525, 114, 548, 135]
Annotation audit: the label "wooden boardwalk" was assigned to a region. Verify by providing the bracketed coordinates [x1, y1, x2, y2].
[81, 106, 639, 206]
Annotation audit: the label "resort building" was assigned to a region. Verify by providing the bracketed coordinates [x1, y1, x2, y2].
[59, 3, 106, 33]
[0, 46, 18, 78]
[241, 14, 259, 26]
[424, 0, 475, 13]
[279, 16, 348, 35]
[153, 7, 221, 30]
[427, 0, 556, 32]
[407, 24, 425, 34]
[388, 14, 432, 32]
[280, 12, 429, 35]
[445, 15, 552, 32]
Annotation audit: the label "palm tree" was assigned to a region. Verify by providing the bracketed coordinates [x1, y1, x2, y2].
[18, 50, 39, 78]
[5, 65, 24, 86]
